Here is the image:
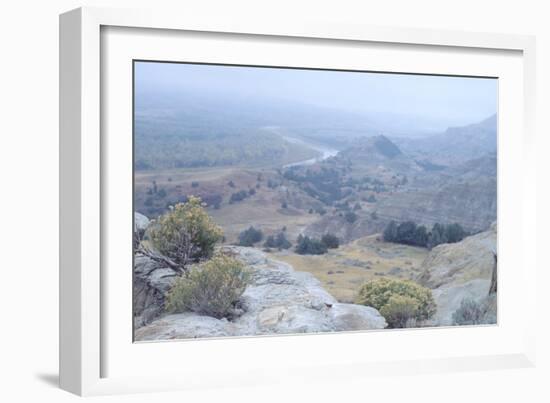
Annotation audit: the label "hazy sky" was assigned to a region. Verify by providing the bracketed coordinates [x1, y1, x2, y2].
[135, 61, 497, 132]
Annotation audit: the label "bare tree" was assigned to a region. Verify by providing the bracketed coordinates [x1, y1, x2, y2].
[133, 225, 187, 276]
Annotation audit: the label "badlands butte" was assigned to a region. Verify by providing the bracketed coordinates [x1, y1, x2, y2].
[133, 114, 497, 339]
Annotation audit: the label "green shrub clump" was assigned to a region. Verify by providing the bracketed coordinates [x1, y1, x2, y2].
[230, 189, 249, 203]
[355, 278, 436, 328]
[379, 295, 420, 328]
[383, 220, 468, 249]
[149, 196, 223, 266]
[165, 253, 250, 319]
[238, 226, 263, 246]
[344, 211, 358, 224]
[321, 233, 340, 249]
[295, 235, 328, 255]
[263, 232, 292, 250]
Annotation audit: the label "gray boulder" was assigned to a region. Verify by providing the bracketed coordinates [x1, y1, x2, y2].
[134, 212, 150, 234]
[329, 303, 387, 331]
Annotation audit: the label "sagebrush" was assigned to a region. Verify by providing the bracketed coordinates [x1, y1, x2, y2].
[379, 295, 420, 329]
[165, 253, 250, 319]
[149, 196, 223, 266]
[355, 278, 436, 328]
[452, 295, 497, 326]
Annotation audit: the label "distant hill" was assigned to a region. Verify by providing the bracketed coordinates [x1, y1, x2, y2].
[393, 115, 497, 165]
[134, 88, 379, 169]
[337, 135, 423, 175]
[345, 135, 402, 159]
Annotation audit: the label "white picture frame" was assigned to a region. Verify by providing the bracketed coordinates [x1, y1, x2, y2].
[59, 6, 537, 396]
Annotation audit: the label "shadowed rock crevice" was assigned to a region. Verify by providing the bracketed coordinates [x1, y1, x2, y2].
[133, 254, 178, 327]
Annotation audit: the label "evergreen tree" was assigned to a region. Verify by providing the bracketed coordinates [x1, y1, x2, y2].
[264, 232, 292, 250]
[414, 225, 429, 247]
[446, 223, 467, 243]
[428, 223, 448, 249]
[321, 233, 340, 249]
[295, 236, 327, 255]
[263, 235, 276, 248]
[383, 221, 398, 242]
[396, 221, 417, 245]
[275, 232, 292, 249]
[345, 211, 358, 224]
[238, 226, 263, 246]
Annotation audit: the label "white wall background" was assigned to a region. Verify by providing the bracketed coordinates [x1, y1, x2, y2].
[0, 0, 547, 401]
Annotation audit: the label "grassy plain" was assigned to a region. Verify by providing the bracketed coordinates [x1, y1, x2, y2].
[135, 166, 324, 242]
[270, 235, 428, 303]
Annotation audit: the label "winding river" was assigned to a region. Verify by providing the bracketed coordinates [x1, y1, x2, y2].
[260, 126, 339, 168]
[282, 136, 340, 168]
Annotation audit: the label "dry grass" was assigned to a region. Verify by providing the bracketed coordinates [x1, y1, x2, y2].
[209, 196, 318, 244]
[136, 165, 322, 243]
[269, 235, 428, 303]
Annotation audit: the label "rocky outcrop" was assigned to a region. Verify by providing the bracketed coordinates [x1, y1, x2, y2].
[417, 222, 497, 325]
[134, 212, 150, 234]
[394, 115, 497, 165]
[133, 255, 177, 327]
[135, 247, 386, 340]
[133, 211, 177, 327]
[373, 176, 497, 234]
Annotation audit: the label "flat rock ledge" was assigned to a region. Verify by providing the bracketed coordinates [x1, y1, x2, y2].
[135, 246, 386, 341]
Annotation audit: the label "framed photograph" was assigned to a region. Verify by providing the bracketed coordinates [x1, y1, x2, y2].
[60, 7, 537, 396]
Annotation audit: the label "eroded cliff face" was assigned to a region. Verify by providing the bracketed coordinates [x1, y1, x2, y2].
[304, 180, 496, 244]
[373, 178, 496, 233]
[304, 214, 385, 243]
[417, 222, 497, 325]
[302, 131, 496, 243]
[134, 247, 387, 341]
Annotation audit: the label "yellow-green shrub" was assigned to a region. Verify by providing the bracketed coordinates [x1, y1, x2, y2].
[355, 278, 436, 328]
[165, 254, 250, 319]
[379, 295, 420, 328]
[149, 196, 223, 266]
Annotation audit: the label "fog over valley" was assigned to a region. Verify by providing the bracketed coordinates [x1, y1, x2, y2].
[135, 62, 497, 138]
